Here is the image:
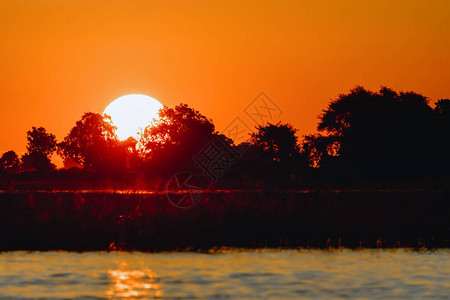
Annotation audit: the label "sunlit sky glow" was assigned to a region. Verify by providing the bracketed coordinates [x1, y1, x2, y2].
[1, 0, 449, 163]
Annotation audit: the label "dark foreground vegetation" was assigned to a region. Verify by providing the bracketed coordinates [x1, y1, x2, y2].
[0, 86, 449, 250]
[0, 189, 447, 251]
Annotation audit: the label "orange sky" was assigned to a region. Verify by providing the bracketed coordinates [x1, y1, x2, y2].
[1, 0, 449, 165]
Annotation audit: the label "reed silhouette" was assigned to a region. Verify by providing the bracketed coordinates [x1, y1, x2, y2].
[0, 190, 446, 251]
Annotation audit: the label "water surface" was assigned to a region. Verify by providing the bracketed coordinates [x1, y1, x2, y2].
[0, 249, 448, 299]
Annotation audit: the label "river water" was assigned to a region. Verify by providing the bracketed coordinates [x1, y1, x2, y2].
[0, 249, 448, 299]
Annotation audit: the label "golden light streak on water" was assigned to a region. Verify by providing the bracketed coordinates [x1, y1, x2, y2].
[106, 263, 162, 298]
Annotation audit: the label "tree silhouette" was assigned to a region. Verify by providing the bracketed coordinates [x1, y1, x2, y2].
[0, 150, 20, 174]
[25, 127, 57, 157]
[248, 122, 303, 180]
[306, 86, 436, 179]
[58, 113, 118, 172]
[139, 104, 215, 174]
[435, 99, 450, 126]
[434, 99, 450, 173]
[251, 122, 300, 163]
[301, 134, 340, 168]
[21, 127, 57, 173]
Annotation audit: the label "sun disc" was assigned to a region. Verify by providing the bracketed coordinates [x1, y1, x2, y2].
[103, 94, 163, 140]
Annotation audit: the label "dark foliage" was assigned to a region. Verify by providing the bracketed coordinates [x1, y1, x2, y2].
[303, 86, 442, 179]
[0, 190, 446, 251]
[139, 103, 216, 177]
[57, 113, 135, 180]
[0, 150, 20, 174]
[5, 86, 450, 184]
[247, 122, 304, 180]
[21, 127, 57, 173]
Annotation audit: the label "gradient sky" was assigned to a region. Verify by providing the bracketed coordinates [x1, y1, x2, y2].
[1, 0, 449, 165]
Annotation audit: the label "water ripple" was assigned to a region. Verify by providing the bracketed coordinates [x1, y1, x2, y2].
[0, 249, 448, 299]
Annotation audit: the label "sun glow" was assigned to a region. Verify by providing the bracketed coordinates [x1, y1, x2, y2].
[103, 94, 163, 140]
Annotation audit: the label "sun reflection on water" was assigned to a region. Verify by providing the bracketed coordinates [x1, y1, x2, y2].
[106, 263, 162, 299]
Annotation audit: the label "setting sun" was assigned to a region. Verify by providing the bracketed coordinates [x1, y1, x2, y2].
[103, 94, 163, 140]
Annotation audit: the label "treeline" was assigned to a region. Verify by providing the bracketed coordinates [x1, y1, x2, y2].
[1, 86, 450, 189]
